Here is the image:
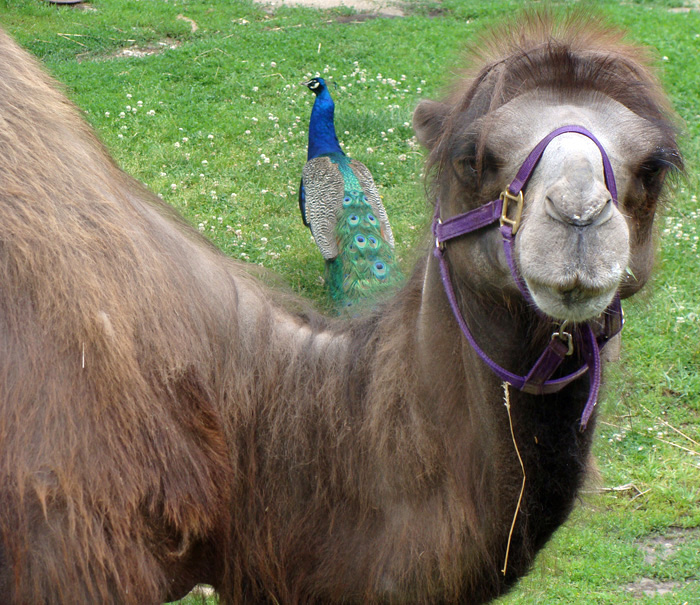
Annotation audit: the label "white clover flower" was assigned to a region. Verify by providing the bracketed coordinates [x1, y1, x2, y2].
[105, 111, 110, 117]
[147, 109, 155, 116]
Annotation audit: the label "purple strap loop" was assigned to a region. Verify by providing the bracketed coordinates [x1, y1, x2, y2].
[436, 199, 503, 243]
[432, 125, 623, 431]
[509, 125, 618, 205]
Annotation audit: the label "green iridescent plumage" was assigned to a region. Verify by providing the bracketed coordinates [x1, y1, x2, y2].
[300, 78, 402, 313]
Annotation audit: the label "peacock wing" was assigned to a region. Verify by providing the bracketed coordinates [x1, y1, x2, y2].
[348, 159, 395, 249]
[301, 156, 345, 260]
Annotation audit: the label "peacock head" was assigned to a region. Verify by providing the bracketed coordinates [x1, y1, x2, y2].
[302, 77, 327, 96]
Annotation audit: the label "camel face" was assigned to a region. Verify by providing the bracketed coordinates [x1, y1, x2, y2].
[414, 64, 679, 325]
[483, 91, 666, 321]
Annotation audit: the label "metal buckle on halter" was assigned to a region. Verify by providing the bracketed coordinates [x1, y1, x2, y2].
[435, 218, 445, 251]
[551, 321, 574, 356]
[499, 189, 524, 235]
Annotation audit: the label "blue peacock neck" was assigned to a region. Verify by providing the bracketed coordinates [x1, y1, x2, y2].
[307, 83, 344, 160]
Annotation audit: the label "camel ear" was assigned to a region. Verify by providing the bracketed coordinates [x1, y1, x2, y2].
[413, 100, 450, 150]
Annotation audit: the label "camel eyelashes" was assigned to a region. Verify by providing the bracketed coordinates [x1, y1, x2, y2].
[643, 147, 683, 173]
[480, 148, 503, 174]
[637, 148, 682, 190]
[451, 141, 502, 183]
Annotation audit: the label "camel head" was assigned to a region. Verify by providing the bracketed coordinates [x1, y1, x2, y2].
[414, 21, 681, 323]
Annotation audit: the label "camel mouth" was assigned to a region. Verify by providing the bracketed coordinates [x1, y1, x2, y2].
[525, 279, 618, 322]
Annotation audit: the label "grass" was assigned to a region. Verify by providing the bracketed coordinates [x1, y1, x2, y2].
[0, 0, 698, 602]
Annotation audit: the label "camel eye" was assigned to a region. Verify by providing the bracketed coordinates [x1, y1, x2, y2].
[637, 150, 677, 193]
[481, 148, 503, 174]
[639, 148, 681, 181]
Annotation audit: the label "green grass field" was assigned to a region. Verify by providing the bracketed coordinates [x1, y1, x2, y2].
[0, 0, 698, 602]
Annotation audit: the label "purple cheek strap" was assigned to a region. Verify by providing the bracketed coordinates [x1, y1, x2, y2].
[432, 125, 624, 431]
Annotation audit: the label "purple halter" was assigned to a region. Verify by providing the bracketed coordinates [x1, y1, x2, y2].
[432, 126, 624, 431]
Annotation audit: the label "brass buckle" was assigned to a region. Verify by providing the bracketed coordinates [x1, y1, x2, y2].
[551, 321, 574, 356]
[499, 189, 524, 235]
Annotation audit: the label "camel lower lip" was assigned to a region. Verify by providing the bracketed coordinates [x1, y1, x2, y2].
[526, 282, 617, 322]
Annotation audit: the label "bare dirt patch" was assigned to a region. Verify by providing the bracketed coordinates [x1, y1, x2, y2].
[98, 39, 181, 61]
[626, 527, 700, 597]
[255, 0, 405, 17]
[626, 577, 682, 597]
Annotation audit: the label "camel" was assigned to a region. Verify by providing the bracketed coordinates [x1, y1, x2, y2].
[0, 12, 681, 605]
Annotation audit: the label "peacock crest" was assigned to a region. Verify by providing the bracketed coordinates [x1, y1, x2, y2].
[299, 77, 402, 312]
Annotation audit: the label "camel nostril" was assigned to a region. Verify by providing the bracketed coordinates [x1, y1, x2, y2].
[545, 196, 613, 227]
[591, 198, 614, 226]
[544, 196, 566, 223]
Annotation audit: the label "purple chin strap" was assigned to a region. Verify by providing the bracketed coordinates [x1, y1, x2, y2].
[432, 125, 624, 431]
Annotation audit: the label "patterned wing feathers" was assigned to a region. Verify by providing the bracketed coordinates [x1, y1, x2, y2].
[301, 156, 345, 260]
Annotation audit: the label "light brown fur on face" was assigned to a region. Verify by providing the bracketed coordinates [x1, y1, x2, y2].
[0, 11, 681, 605]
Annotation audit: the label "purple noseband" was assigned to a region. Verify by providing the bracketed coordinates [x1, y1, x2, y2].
[432, 126, 624, 431]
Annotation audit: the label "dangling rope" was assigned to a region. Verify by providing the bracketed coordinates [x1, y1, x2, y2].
[501, 382, 526, 576]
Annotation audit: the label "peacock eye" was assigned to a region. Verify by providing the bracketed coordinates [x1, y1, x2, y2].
[343, 196, 352, 206]
[348, 215, 360, 225]
[372, 261, 387, 279]
[367, 213, 377, 224]
[355, 235, 366, 246]
[368, 236, 378, 246]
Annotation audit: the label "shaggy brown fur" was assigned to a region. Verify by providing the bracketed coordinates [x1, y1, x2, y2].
[0, 12, 680, 605]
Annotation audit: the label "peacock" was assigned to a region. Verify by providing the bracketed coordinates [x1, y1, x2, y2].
[299, 76, 401, 313]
